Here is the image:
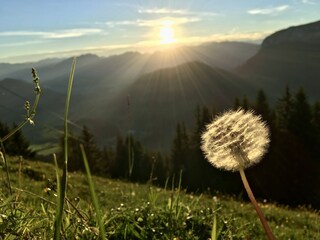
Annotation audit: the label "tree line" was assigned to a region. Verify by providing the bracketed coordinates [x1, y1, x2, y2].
[2, 86, 320, 209]
[59, 86, 320, 208]
[0, 122, 35, 158]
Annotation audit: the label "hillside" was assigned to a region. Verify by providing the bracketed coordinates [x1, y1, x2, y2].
[101, 61, 257, 149]
[0, 157, 319, 239]
[236, 20, 320, 101]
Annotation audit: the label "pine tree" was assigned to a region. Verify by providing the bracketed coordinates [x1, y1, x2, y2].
[130, 138, 150, 182]
[234, 97, 241, 110]
[149, 152, 168, 185]
[62, 131, 81, 171]
[242, 95, 249, 110]
[275, 86, 293, 131]
[289, 88, 315, 146]
[99, 146, 114, 176]
[81, 125, 101, 172]
[312, 102, 320, 137]
[254, 90, 270, 121]
[186, 106, 216, 190]
[171, 123, 184, 176]
[111, 136, 127, 179]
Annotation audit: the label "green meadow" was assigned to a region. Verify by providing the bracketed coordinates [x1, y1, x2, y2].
[0, 156, 319, 239]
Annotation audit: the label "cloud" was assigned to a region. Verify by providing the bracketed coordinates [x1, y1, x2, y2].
[43, 29, 103, 39]
[178, 31, 272, 44]
[105, 21, 137, 27]
[0, 31, 46, 37]
[106, 17, 200, 28]
[0, 43, 134, 63]
[301, 0, 316, 4]
[248, 5, 289, 15]
[0, 28, 103, 39]
[138, 7, 219, 17]
[0, 40, 46, 48]
[138, 8, 187, 15]
[104, 7, 217, 29]
[138, 17, 200, 26]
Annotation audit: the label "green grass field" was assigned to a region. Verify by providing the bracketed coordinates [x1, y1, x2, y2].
[0, 156, 319, 239]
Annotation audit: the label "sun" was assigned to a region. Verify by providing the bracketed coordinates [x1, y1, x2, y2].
[159, 21, 176, 44]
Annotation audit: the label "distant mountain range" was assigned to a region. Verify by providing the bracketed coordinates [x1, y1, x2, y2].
[1, 20, 320, 152]
[0, 42, 259, 93]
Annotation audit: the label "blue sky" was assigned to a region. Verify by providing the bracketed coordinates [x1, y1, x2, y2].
[0, 0, 319, 63]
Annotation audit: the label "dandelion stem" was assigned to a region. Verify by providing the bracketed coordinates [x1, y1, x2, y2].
[239, 167, 275, 240]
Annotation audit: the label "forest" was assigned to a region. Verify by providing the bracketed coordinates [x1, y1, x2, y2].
[2, 86, 320, 209]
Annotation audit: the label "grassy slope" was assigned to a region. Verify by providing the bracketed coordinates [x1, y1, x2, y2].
[1, 156, 319, 239]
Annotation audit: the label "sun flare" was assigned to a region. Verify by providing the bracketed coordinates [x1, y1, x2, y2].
[159, 21, 176, 44]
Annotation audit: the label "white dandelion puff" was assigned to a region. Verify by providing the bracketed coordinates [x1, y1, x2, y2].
[201, 108, 275, 239]
[201, 109, 270, 171]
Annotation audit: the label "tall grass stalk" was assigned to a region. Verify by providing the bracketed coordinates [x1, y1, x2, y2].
[80, 144, 106, 240]
[128, 135, 134, 179]
[54, 58, 76, 240]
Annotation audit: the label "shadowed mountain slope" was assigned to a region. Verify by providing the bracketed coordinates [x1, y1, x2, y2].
[101, 61, 257, 149]
[236, 20, 320, 101]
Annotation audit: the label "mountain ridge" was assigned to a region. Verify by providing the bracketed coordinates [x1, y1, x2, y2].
[262, 20, 320, 49]
[236, 20, 320, 101]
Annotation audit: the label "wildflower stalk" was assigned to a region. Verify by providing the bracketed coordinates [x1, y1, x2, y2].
[0, 68, 41, 196]
[54, 58, 76, 240]
[2, 68, 41, 142]
[239, 167, 275, 240]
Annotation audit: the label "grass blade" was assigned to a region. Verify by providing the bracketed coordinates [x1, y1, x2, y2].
[54, 58, 76, 240]
[80, 144, 106, 240]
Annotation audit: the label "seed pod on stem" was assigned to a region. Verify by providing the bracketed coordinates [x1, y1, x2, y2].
[201, 109, 275, 240]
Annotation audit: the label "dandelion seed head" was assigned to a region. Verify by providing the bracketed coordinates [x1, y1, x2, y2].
[201, 109, 270, 171]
